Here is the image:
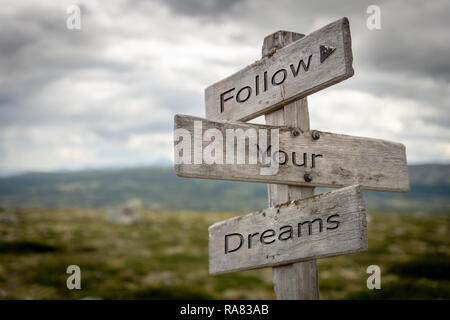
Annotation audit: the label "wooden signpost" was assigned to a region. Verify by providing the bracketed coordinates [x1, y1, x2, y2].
[173, 17, 409, 299]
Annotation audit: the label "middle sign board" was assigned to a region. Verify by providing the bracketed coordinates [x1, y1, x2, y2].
[174, 114, 410, 192]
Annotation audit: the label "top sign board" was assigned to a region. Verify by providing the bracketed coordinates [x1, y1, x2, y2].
[205, 18, 354, 121]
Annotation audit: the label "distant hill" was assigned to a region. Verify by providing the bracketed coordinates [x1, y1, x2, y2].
[0, 164, 448, 212]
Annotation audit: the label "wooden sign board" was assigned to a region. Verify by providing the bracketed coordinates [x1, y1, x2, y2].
[209, 185, 367, 275]
[174, 114, 410, 192]
[205, 18, 354, 121]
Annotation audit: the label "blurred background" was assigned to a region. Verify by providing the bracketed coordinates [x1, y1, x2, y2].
[0, 0, 449, 299]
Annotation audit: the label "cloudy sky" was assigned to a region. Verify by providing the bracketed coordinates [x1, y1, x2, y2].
[1, 0, 449, 175]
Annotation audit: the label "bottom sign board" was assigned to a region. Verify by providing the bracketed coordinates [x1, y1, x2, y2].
[209, 185, 367, 275]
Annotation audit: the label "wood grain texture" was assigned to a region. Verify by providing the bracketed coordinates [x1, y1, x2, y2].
[265, 91, 319, 299]
[262, 31, 305, 58]
[174, 114, 410, 192]
[272, 261, 319, 300]
[205, 18, 354, 121]
[208, 185, 368, 275]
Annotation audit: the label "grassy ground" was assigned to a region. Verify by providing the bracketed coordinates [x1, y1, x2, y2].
[0, 208, 449, 299]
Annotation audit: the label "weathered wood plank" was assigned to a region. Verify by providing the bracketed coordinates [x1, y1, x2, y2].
[209, 185, 367, 275]
[205, 17, 354, 121]
[174, 114, 410, 192]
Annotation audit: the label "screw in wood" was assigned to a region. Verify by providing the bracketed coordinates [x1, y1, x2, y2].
[292, 128, 301, 136]
[304, 173, 313, 182]
[311, 130, 320, 140]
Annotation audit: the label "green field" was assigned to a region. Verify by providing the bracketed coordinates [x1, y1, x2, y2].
[0, 208, 449, 299]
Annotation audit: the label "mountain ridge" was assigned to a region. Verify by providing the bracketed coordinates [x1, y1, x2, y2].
[0, 164, 448, 212]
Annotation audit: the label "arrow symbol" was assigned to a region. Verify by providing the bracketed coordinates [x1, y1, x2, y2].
[320, 45, 336, 63]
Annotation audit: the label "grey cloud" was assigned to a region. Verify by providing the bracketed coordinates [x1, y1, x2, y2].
[0, 3, 122, 122]
[355, 1, 450, 82]
[155, 0, 242, 18]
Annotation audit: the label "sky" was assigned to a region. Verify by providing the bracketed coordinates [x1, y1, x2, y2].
[0, 0, 449, 175]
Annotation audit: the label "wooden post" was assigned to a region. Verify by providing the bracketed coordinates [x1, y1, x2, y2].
[262, 31, 320, 300]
